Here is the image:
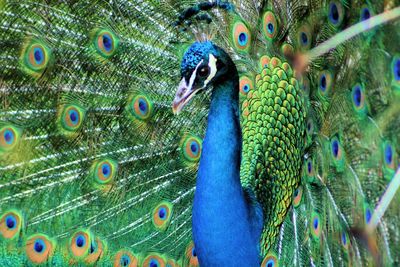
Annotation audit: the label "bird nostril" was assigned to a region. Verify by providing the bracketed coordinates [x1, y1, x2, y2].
[178, 88, 186, 98]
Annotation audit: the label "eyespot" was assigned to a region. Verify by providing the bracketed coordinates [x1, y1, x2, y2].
[363, 203, 372, 225]
[328, 1, 344, 27]
[180, 134, 202, 163]
[293, 186, 303, 207]
[331, 138, 341, 160]
[330, 136, 345, 172]
[0, 125, 20, 152]
[232, 21, 251, 52]
[306, 118, 314, 136]
[392, 56, 400, 90]
[310, 212, 321, 239]
[240, 76, 254, 95]
[166, 259, 178, 267]
[142, 253, 165, 267]
[281, 43, 294, 60]
[59, 104, 85, 133]
[93, 29, 119, 58]
[85, 237, 106, 264]
[114, 250, 138, 267]
[198, 66, 210, 78]
[262, 11, 278, 40]
[261, 252, 278, 267]
[92, 159, 118, 185]
[360, 6, 371, 21]
[259, 55, 271, 70]
[305, 158, 314, 182]
[21, 39, 52, 76]
[185, 241, 199, 267]
[25, 234, 55, 264]
[383, 142, 395, 173]
[69, 230, 91, 259]
[318, 70, 333, 96]
[351, 83, 368, 116]
[297, 24, 312, 50]
[341, 231, 349, 250]
[0, 210, 22, 240]
[152, 201, 173, 231]
[128, 94, 154, 121]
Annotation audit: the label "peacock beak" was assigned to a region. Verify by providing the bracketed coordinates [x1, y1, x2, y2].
[172, 78, 203, 115]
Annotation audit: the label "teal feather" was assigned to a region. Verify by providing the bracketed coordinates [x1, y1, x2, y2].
[0, 0, 399, 266]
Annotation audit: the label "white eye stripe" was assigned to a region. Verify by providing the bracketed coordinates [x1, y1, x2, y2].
[187, 59, 204, 88]
[204, 54, 217, 87]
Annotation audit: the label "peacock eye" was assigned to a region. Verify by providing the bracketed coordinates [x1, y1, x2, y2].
[198, 66, 210, 78]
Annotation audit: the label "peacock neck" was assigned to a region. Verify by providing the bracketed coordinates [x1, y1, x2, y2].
[193, 66, 261, 266]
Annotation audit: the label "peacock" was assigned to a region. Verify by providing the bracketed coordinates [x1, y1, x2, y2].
[0, 0, 400, 266]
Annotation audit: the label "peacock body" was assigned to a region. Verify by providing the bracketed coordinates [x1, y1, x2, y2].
[0, 0, 400, 266]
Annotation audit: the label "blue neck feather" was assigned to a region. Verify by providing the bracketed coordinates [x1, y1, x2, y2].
[193, 66, 262, 266]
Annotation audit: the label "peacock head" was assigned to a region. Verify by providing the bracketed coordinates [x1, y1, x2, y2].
[172, 41, 232, 114]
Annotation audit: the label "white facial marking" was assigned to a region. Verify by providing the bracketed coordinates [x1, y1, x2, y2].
[204, 54, 217, 87]
[187, 59, 204, 88]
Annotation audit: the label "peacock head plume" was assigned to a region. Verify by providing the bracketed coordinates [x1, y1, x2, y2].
[173, 40, 233, 114]
[172, 1, 237, 114]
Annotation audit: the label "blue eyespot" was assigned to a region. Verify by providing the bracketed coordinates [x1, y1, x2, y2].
[121, 255, 130, 266]
[5, 215, 16, 229]
[102, 34, 112, 52]
[102, 164, 110, 177]
[307, 160, 312, 174]
[300, 32, 308, 45]
[192, 247, 197, 257]
[352, 85, 362, 107]
[332, 139, 339, 158]
[394, 58, 400, 81]
[68, 110, 79, 125]
[313, 217, 319, 229]
[3, 130, 14, 145]
[329, 3, 340, 25]
[238, 32, 248, 46]
[89, 242, 96, 254]
[243, 84, 250, 93]
[33, 48, 44, 65]
[294, 188, 299, 197]
[365, 207, 372, 224]
[76, 235, 85, 248]
[341, 232, 347, 245]
[190, 141, 199, 156]
[320, 75, 327, 92]
[267, 23, 274, 34]
[138, 99, 148, 114]
[149, 259, 159, 267]
[360, 7, 371, 21]
[34, 239, 46, 253]
[385, 144, 393, 165]
[158, 207, 167, 220]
